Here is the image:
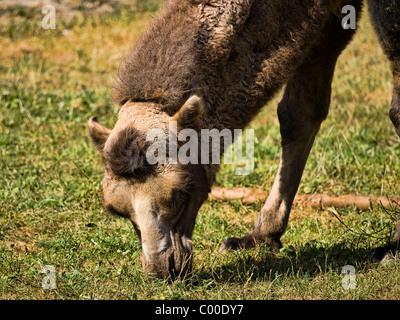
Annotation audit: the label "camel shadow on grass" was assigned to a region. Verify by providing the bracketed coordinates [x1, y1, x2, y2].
[194, 241, 381, 285]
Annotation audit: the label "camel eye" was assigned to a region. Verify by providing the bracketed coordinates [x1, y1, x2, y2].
[105, 204, 125, 217]
[171, 183, 194, 210]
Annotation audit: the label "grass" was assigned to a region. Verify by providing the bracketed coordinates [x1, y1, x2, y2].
[0, 1, 399, 300]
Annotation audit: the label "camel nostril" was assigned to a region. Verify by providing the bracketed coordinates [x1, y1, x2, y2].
[141, 245, 193, 280]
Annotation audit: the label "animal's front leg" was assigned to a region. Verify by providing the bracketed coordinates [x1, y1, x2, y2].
[376, 60, 400, 262]
[368, 0, 400, 262]
[220, 7, 361, 252]
[220, 130, 319, 252]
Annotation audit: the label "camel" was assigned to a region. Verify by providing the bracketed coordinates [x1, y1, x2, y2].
[88, 0, 400, 278]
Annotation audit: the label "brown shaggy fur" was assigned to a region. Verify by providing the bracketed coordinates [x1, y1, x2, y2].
[103, 127, 155, 178]
[112, 0, 341, 130]
[89, 0, 400, 276]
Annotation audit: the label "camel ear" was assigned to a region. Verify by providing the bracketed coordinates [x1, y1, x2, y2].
[88, 117, 111, 152]
[172, 95, 204, 130]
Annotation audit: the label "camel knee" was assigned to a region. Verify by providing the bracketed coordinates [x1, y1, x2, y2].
[389, 91, 400, 137]
[389, 60, 400, 137]
[277, 94, 329, 143]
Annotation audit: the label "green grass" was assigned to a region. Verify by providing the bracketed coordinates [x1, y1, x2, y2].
[0, 2, 399, 299]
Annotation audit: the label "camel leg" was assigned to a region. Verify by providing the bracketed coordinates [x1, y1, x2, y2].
[368, 0, 400, 261]
[221, 4, 363, 252]
[375, 57, 400, 261]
